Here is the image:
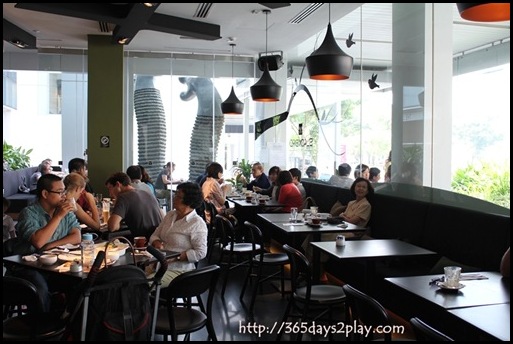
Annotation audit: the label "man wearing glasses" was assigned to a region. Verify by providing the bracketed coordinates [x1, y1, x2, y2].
[16, 174, 81, 254]
[11, 173, 81, 311]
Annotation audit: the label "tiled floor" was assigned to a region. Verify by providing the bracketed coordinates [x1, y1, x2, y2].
[154, 258, 347, 341]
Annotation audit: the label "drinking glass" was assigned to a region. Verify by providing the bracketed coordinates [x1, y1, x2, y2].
[444, 266, 462, 287]
[290, 207, 298, 222]
[102, 200, 110, 223]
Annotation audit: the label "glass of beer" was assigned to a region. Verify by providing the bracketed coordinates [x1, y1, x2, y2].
[102, 199, 110, 223]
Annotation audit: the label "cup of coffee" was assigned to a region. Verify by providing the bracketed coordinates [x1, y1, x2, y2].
[134, 236, 147, 248]
[311, 217, 321, 225]
[259, 198, 266, 205]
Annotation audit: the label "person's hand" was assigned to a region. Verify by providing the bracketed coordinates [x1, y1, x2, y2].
[55, 200, 75, 218]
[253, 186, 262, 193]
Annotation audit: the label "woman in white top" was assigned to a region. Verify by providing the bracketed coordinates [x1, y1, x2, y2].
[149, 182, 207, 288]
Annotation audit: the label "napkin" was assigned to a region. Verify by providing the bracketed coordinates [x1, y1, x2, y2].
[22, 255, 38, 262]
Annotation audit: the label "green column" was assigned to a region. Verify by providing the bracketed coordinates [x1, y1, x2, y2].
[87, 35, 124, 194]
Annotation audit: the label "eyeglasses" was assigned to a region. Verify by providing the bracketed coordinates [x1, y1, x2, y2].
[47, 190, 66, 196]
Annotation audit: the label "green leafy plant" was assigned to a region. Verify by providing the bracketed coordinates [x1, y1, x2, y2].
[226, 159, 252, 188]
[3, 140, 33, 170]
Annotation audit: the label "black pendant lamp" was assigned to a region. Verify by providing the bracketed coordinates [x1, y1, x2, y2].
[306, 3, 353, 80]
[250, 9, 282, 102]
[457, 3, 510, 22]
[221, 43, 244, 114]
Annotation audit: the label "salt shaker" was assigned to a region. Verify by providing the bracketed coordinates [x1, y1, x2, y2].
[336, 235, 345, 247]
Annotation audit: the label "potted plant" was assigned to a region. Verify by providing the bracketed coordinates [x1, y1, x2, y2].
[226, 159, 252, 190]
[3, 140, 33, 171]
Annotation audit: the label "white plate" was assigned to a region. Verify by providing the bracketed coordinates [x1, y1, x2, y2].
[337, 223, 349, 228]
[58, 253, 82, 262]
[436, 281, 465, 290]
[58, 244, 80, 250]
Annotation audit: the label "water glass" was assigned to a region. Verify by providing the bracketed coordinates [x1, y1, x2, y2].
[290, 207, 298, 222]
[444, 266, 462, 287]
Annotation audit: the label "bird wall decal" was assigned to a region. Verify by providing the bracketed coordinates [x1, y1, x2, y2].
[346, 33, 355, 48]
[368, 73, 380, 89]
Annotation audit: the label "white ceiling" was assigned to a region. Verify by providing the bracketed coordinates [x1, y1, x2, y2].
[3, 3, 510, 69]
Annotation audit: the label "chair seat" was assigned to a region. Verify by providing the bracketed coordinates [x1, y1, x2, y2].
[155, 307, 207, 335]
[3, 312, 67, 341]
[224, 242, 260, 253]
[253, 252, 289, 265]
[295, 285, 346, 304]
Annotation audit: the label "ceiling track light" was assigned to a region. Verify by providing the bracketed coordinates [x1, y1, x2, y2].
[10, 40, 29, 48]
[457, 3, 510, 22]
[221, 43, 244, 115]
[305, 3, 354, 80]
[117, 37, 130, 45]
[250, 9, 282, 102]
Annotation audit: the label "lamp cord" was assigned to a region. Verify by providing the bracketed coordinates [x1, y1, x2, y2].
[265, 10, 268, 54]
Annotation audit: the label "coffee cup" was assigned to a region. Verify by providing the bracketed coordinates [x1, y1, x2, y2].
[311, 217, 321, 225]
[259, 198, 266, 205]
[134, 236, 147, 248]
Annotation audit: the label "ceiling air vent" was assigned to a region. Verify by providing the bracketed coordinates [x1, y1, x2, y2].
[194, 3, 213, 19]
[98, 21, 110, 33]
[289, 3, 324, 24]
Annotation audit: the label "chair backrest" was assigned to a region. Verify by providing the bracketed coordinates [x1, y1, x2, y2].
[80, 265, 154, 341]
[243, 221, 265, 257]
[215, 213, 243, 248]
[281, 244, 312, 298]
[410, 317, 454, 341]
[3, 276, 45, 319]
[204, 200, 219, 225]
[302, 196, 317, 211]
[342, 284, 392, 341]
[164, 264, 221, 336]
[166, 264, 221, 300]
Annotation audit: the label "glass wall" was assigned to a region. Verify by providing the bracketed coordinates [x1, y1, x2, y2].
[3, 3, 509, 210]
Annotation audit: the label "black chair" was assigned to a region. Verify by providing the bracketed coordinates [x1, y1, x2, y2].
[342, 283, 393, 341]
[239, 221, 290, 317]
[204, 201, 221, 263]
[215, 214, 259, 297]
[154, 264, 221, 341]
[3, 276, 67, 341]
[277, 244, 346, 341]
[409, 317, 454, 341]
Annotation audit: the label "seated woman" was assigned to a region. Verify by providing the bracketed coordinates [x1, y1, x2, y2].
[64, 172, 101, 230]
[254, 166, 281, 200]
[201, 162, 233, 223]
[149, 182, 208, 288]
[302, 178, 374, 275]
[276, 170, 303, 213]
[29, 159, 53, 193]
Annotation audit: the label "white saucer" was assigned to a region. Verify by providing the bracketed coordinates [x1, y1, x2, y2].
[306, 221, 322, 227]
[436, 281, 465, 290]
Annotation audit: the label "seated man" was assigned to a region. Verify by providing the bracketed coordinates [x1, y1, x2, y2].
[246, 162, 271, 191]
[14, 173, 82, 311]
[105, 172, 163, 239]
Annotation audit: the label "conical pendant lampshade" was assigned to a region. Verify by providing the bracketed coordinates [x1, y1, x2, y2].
[250, 9, 282, 102]
[457, 3, 510, 22]
[221, 43, 244, 114]
[221, 86, 244, 114]
[306, 4, 353, 80]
